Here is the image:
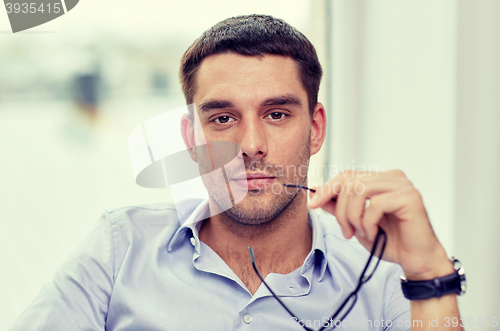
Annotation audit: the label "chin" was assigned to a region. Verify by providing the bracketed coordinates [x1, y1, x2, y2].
[220, 192, 296, 226]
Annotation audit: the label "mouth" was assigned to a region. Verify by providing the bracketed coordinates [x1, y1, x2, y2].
[231, 172, 276, 189]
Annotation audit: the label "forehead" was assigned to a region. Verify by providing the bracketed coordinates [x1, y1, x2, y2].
[193, 53, 306, 105]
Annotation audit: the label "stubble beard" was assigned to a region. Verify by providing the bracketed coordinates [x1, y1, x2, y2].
[199, 134, 311, 232]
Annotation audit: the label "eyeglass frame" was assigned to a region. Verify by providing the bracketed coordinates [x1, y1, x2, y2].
[248, 225, 387, 331]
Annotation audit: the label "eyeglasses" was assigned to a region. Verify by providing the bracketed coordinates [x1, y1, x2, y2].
[247, 184, 387, 331]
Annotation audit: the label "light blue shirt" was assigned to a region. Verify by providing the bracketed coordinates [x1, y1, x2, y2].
[9, 199, 410, 330]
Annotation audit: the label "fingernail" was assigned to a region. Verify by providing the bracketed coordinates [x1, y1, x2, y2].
[356, 229, 366, 238]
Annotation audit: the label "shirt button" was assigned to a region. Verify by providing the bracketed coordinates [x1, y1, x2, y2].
[243, 314, 252, 324]
[190, 237, 196, 246]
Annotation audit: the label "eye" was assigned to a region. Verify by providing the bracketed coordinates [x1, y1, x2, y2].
[266, 112, 287, 120]
[213, 115, 235, 124]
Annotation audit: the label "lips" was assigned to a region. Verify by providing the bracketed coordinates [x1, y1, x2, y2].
[232, 172, 276, 189]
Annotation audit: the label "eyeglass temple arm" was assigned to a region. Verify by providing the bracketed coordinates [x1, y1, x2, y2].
[358, 227, 386, 284]
[248, 247, 314, 331]
[318, 227, 387, 331]
[283, 184, 337, 203]
[317, 294, 359, 331]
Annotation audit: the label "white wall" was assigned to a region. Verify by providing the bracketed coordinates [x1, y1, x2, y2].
[455, 0, 500, 324]
[328, 0, 500, 324]
[330, 0, 456, 251]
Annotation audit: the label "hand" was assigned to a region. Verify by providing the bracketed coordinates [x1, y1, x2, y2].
[307, 170, 454, 280]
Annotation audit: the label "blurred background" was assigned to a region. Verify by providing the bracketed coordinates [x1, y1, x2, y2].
[1, 0, 498, 329]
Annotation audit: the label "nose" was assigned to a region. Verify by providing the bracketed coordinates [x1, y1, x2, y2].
[238, 117, 267, 161]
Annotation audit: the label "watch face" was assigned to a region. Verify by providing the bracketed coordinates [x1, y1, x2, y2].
[452, 258, 467, 295]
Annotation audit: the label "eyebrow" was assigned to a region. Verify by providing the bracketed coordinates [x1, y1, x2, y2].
[198, 94, 302, 113]
[260, 94, 302, 108]
[198, 100, 235, 113]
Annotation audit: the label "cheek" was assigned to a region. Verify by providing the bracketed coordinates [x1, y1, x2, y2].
[277, 128, 310, 153]
[273, 136, 310, 166]
[193, 121, 208, 146]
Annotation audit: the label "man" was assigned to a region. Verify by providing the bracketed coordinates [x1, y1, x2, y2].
[10, 15, 464, 330]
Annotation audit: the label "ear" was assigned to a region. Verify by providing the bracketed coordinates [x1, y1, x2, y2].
[310, 102, 326, 156]
[181, 113, 198, 162]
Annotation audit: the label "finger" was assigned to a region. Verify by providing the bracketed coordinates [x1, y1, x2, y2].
[307, 179, 343, 209]
[361, 196, 386, 242]
[308, 175, 409, 209]
[331, 168, 407, 180]
[320, 200, 336, 217]
[310, 185, 354, 238]
[353, 230, 375, 253]
[334, 179, 355, 239]
[346, 177, 411, 239]
[362, 186, 421, 241]
[369, 169, 408, 179]
[346, 180, 368, 238]
[309, 189, 354, 239]
[308, 186, 317, 199]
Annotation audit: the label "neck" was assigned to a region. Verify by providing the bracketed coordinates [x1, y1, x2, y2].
[199, 193, 312, 274]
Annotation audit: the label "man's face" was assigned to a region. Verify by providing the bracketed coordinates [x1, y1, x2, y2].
[190, 53, 322, 225]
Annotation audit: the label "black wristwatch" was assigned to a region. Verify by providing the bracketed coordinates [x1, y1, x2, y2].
[400, 257, 466, 300]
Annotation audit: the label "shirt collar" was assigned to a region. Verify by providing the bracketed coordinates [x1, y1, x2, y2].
[167, 198, 328, 279]
[167, 198, 209, 253]
[306, 208, 328, 281]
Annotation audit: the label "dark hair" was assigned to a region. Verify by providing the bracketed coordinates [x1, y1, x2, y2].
[180, 14, 322, 117]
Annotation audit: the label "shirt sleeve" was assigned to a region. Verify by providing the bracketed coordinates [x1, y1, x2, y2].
[8, 212, 115, 331]
[384, 267, 411, 331]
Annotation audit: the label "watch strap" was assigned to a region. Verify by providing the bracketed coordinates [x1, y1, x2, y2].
[401, 271, 462, 300]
